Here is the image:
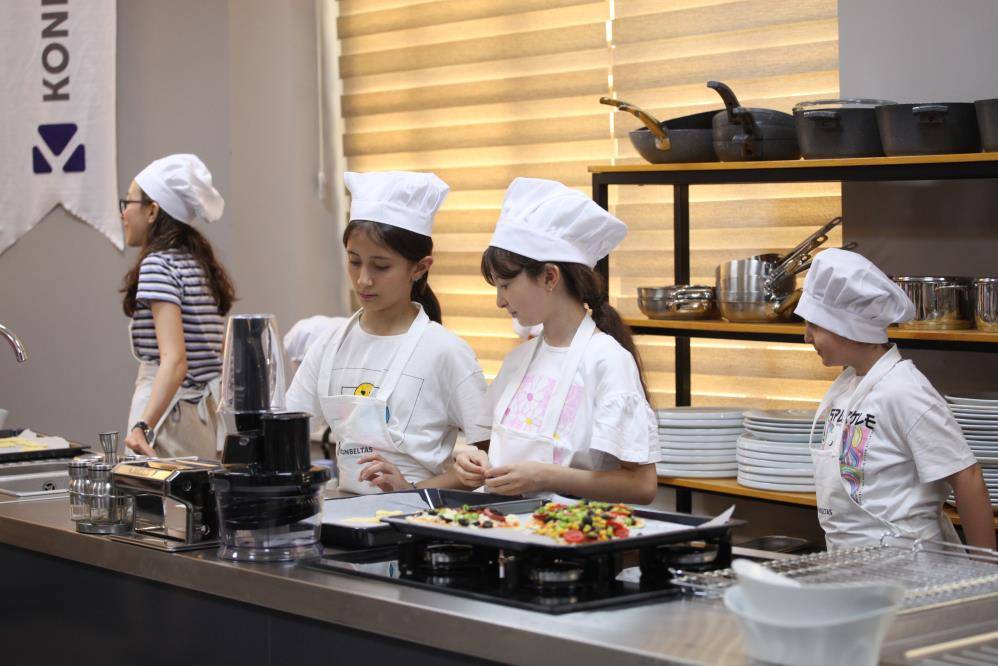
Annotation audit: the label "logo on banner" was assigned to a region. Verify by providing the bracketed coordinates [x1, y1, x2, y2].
[32, 123, 85, 174]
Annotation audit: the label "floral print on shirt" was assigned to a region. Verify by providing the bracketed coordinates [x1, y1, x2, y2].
[500, 373, 583, 464]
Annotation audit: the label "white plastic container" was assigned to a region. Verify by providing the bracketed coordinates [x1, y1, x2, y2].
[724, 585, 901, 666]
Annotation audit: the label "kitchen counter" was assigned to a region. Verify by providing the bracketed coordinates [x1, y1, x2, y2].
[2, 497, 998, 666]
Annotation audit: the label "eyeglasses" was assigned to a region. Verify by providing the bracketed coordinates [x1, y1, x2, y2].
[118, 199, 144, 214]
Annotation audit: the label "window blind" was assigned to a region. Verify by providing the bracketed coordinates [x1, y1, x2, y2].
[336, 0, 841, 408]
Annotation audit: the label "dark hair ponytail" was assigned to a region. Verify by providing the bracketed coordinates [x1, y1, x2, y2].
[343, 220, 442, 324]
[481, 246, 649, 400]
[121, 189, 236, 318]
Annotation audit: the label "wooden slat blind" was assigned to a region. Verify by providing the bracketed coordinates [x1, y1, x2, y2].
[335, 0, 841, 408]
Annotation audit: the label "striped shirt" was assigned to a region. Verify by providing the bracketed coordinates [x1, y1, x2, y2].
[131, 250, 225, 388]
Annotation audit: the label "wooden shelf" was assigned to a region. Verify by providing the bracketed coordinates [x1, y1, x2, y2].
[657, 476, 997, 529]
[590, 152, 998, 173]
[625, 318, 998, 351]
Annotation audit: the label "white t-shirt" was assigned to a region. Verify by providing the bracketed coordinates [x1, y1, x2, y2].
[815, 347, 977, 548]
[286, 318, 491, 481]
[491, 332, 659, 470]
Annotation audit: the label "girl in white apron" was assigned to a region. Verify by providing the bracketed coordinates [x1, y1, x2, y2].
[285, 171, 491, 494]
[454, 178, 659, 503]
[121, 154, 233, 459]
[795, 249, 994, 550]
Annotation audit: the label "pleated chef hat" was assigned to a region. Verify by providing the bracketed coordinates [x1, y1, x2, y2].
[345, 171, 449, 237]
[135, 154, 224, 225]
[489, 178, 627, 268]
[794, 248, 915, 343]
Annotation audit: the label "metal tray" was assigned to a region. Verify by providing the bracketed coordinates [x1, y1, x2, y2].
[0, 440, 90, 463]
[381, 499, 743, 555]
[320, 489, 521, 548]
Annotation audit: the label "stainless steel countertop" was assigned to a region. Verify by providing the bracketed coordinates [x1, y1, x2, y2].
[1, 497, 997, 666]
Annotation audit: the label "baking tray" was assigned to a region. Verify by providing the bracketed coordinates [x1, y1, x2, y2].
[0, 437, 91, 463]
[380, 499, 743, 556]
[320, 489, 520, 548]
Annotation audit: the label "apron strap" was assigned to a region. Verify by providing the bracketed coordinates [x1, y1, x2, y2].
[374, 306, 431, 402]
[538, 315, 596, 439]
[317, 310, 363, 398]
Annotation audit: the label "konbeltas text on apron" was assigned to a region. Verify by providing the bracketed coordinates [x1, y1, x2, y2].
[317, 307, 430, 495]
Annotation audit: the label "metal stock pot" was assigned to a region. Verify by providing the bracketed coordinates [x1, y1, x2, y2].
[893, 277, 974, 330]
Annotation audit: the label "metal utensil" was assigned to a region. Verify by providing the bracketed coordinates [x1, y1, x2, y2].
[98, 431, 119, 466]
[767, 216, 843, 288]
[894, 277, 974, 330]
[707, 81, 800, 161]
[876, 103, 981, 156]
[976, 277, 998, 332]
[793, 99, 894, 159]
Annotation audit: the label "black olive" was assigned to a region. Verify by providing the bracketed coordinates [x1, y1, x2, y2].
[458, 518, 469, 526]
[427, 508, 438, 515]
[582, 515, 592, 526]
[482, 521, 493, 528]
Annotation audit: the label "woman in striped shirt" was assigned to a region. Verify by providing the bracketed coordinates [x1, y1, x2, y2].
[120, 154, 235, 458]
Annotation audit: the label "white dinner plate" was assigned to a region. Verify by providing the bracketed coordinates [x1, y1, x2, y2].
[743, 429, 814, 444]
[736, 476, 816, 492]
[659, 452, 737, 463]
[742, 409, 819, 423]
[659, 426, 745, 437]
[658, 418, 744, 429]
[739, 470, 814, 484]
[966, 436, 998, 444]
[950, 407, 998, 418]
[653, 461, 737, 471]
[656, 407, 746, 421]
[656, 466, 737, 478]
[738, 464, 815, 477]
[737, 452, 813, 467]
[659, 439, 739, 451]
[737, 437, 812, 456]
[947, 393, 998, 407]
[960, 424, 998, 433]
[743, 419, 820, 431]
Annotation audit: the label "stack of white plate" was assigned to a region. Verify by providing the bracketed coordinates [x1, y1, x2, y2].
[946, 393, 998, 506]
[736, 409, 821, 492]
[655, 407, 744, 478]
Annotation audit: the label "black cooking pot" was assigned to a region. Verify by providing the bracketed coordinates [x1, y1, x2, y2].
[794, 99, 894, 159]
[600, 97, 718, 163]
[975, 98, 998, 152]
[876, 103, 981, 156]
[708, 81, 800, 161]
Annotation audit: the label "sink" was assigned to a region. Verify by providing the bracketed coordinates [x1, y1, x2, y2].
[0, 460, 70, 500]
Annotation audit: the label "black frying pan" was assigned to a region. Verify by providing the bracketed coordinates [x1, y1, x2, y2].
[600, 97, 718, 163]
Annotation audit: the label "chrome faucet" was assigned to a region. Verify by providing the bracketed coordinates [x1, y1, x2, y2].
[0, 322, 27, 363]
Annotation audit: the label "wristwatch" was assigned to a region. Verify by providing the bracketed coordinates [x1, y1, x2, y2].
[131, 420, 154, 444]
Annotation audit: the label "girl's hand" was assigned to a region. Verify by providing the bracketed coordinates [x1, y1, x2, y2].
[454, 449, 490, 488]
[125, 428, 156, 457]
[358, 452, 410, 492]
[484, 461, 549, 496]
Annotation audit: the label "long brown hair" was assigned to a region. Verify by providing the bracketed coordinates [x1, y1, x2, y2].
[121, 188, 236, 317]
[343, 220, 442, 324]
[481, 246, 649, 399]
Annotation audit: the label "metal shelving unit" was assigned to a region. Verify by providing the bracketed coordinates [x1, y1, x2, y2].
[591, 152, 998, 406]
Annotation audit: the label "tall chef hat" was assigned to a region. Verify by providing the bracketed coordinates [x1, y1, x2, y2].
[488, 178, 627, 268]
[794, 248, 915, 344]
[344, 171, 450, 237]
[135, 154, 224, 225]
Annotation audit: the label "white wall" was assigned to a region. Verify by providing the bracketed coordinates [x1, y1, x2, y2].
[0, 0, 347, 445]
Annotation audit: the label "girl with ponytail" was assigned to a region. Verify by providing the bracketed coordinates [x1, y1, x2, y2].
[286, 172, 491, 494]
[454, 178, 659, 504]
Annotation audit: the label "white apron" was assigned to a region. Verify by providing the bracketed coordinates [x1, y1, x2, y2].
[317, 308, 430, 495]
[488, 315, 596, 476]
[126, 320, 216, 452]
[809, 348, 959, 549]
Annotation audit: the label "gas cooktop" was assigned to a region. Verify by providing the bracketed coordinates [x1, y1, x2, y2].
[308, 532, 733, 614]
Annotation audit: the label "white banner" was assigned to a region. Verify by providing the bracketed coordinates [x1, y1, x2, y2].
[0, 0, 120, 255]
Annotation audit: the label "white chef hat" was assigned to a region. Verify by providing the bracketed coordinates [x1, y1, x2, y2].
[345, 171, 449, 237]
[489, 178, 627, 268]
[794, 248, 915, 343]
[284, 315, 343, 363]
[135, 154, 224, 225]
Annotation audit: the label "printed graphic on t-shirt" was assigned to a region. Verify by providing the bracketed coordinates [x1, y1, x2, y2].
[334, 367, 423, 437]
[824, 407, 877, 503]
[500, 373, 583, 464]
